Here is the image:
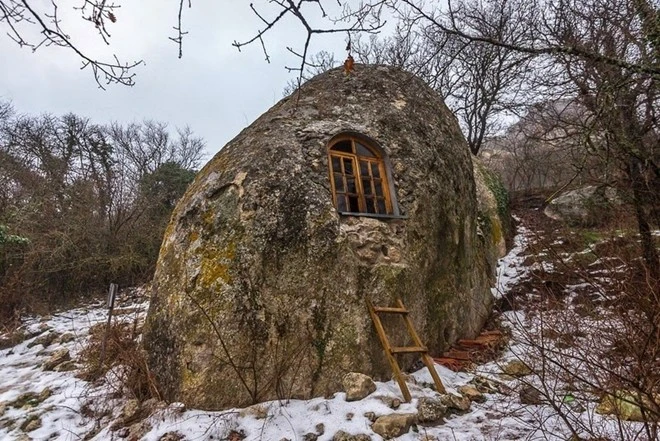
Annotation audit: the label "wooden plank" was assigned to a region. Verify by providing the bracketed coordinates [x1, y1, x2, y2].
[421, 353, 447, 394]
[395, 298, 447, 394]
[443, 350, 471, 360]
[366, 299, 412, 402]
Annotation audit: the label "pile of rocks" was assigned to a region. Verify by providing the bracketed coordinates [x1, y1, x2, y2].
[334, 372, 487, 440]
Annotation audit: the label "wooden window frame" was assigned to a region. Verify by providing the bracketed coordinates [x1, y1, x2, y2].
[328, 134, 403, 218]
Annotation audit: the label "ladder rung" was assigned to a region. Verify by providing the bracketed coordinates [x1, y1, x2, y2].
[391, 346, 427, 354]
[373, 306, 409, 314]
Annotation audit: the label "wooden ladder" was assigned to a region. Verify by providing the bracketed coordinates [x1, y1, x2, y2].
[366, 297, 447, 401]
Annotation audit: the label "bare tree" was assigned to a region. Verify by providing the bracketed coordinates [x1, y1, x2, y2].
[0, 0, 142, 88]
[352, 0, 535, 154]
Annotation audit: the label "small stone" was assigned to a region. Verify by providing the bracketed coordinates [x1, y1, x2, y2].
[121, 399, 140, 422]
[502, 360, 532, 377]
[59, 333, 75, 344]
[346, 412, 354, 421]
[315, 423, 325, 435]
[142, 398, 167, 416]
[392, 373, 417, 385]
[595, 391, 660, 422]
[471, 376, 501, 394]
[342, 372, 376, 401]
[519, 385, 544, 405]
[20, 415, 42, 432]
[116, 427, 130, 438]
[53, 360, 77, 372]
[332, 430, 372, 441]
[159, 432, 184, 441]
[169, 402, 186, 413]
[372, 413, 417, 439]
[38, 387, 52, 402]
[303, 433, 318, 441]
[390, 398, 401, 409]
[43, 348, 70, 370]
[440, 393, 471, 412]
[458, 385, 486, 403]
[0, 402, 6, 416]
[417, 397, 447, 423]
[363, 411, 377, 422]
[28, 331, 60, 348]
[127, 421, 151, 440]
[239, 403, 270, 419]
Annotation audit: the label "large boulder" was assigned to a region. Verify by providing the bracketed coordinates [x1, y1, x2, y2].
[143, 64, 494, 410]
[473, 159, 510, 273]
[544, 185, 621, 226]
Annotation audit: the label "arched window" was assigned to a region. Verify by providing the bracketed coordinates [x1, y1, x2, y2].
[328, 135, 396, 216]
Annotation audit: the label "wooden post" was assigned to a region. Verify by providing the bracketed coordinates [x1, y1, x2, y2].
[100, 283, 118, 366]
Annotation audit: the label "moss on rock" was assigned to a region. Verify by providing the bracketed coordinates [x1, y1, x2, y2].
[142, 65, 495, 410]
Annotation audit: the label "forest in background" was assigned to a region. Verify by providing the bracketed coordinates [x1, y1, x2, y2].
[0, 101, 204, 325]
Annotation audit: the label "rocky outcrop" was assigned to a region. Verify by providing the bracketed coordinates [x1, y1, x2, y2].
[544, 185, 621, 226]
[473, 159, 510, 275]
[143, 64, 494, 410]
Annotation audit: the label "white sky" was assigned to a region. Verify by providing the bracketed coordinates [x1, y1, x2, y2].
[0, 1, 348, 160]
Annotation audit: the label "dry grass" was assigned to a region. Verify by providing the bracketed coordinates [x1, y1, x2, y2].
[78, 320, 160, 402]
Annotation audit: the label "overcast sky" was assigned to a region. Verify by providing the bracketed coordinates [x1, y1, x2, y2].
[1, 1, 347, 160]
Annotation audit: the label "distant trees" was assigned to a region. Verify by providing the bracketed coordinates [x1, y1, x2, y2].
[0, 104, 204, 321]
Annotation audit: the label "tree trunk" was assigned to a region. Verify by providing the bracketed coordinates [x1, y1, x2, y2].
[629, 157, 660, 281]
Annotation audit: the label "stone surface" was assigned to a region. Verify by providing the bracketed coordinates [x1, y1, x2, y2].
[21, 415, 41, 432]
[371, 413, 417, 439]
[440, 393, 471, 412]
[595, 391, 659, 422]
[502, 360, 533, 377]
[28, 331, 60, 348]
[544, 185, 621, 226]
[342, 372, 376, 401]
[58, 332, 75, 344]
[519, 385, 544, 405]
[458, 385, 486, 403]
[417, 397, 447, 422]
[159, 432, 184, 441]
[121, 399, 140, 422]
[332, 431, 372, 441]
[143, 64, 495, 410]
[42, 348, 70, 371]
[473, 159, 509, 272]
[52, 360, 77, 372]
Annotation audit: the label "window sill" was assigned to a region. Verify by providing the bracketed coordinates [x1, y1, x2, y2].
[338, 211, 408, 220]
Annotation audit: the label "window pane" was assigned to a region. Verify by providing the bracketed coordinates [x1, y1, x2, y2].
[360, 160, 369, 176]
[366, 197, 377, 214]
[334, 173, 345, 192]
[356, 142, 375, 157]
[362, 178, 373, 195]
[346, 178, 357, 193]
[343, 158, 354, 175]
[331, 156, 341, 172]
[348, 196, 360, 212]
[371, 163, 381, 178]
[377, 198, 386, 214]
[337, 195, 348, 212]
[374, 180, 384, 197]
[331, 140, 353, 153]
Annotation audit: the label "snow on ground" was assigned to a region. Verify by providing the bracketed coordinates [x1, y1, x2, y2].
[0, 220, 652, 440]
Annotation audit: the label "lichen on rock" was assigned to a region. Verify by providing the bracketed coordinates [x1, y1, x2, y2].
[142, 64, 495, 410]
